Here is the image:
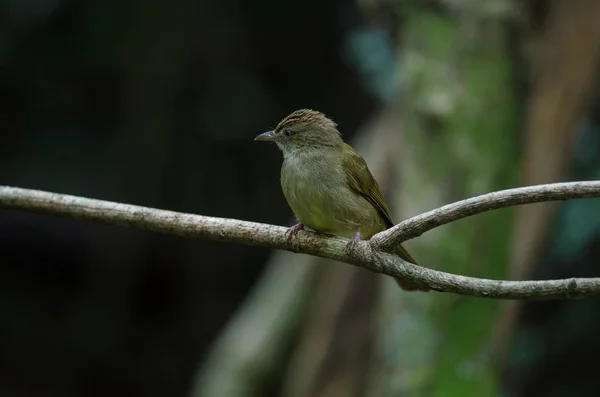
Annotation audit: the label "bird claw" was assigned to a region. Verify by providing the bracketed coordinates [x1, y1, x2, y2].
[345, 231, 361, 255]
[286, 223, 305, 244]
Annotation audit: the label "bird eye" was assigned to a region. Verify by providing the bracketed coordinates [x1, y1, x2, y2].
[284, 129, 294, 137]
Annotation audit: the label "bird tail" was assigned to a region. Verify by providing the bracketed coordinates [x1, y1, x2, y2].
[393, 244, 430, 292]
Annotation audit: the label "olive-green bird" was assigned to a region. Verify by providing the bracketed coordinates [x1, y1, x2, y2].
[255, 109, 428, 291]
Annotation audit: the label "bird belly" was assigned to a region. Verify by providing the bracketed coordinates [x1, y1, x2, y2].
[281, 166, 382, 238]
[285, 182, 358, 237]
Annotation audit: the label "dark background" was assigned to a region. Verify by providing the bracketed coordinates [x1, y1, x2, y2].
[1, 0, 600, 396]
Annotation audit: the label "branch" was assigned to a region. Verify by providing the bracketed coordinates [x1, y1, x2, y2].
[1, 183, 600, 300]
[371, 181, 600, 250]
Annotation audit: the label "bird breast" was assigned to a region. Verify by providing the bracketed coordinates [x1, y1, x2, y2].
[280, 151, 379, 238]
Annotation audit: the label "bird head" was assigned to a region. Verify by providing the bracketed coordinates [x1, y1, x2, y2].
[255, 109, 343, 153]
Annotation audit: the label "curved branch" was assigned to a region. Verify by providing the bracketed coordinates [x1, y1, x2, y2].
[371, 181, 600, 249]
[1, 183, 599, 300]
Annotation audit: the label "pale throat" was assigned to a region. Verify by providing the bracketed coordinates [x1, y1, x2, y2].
[281, 145, 343, 171]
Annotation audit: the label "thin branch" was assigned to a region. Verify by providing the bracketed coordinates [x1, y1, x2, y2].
[371, 181, 600, 250]
[1, 183, 600, 300]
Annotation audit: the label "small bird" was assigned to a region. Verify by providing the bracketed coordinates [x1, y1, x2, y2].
[255, 109, 428, 291]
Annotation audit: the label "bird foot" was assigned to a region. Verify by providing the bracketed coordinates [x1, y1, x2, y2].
[286, 223, 305, 244]
[345, 231, 362, 255]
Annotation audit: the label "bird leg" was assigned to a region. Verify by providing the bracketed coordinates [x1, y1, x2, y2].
[346, 230, 362, 254]
[286, 223, 305, 243]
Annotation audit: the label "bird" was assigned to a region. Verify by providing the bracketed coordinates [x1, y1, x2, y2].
[255, 109, 428, 291]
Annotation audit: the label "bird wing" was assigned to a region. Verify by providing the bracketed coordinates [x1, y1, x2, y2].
[342, 144, 394, 229]
[342, 144, 421, 266]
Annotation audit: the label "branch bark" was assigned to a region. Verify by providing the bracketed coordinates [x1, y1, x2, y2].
[1, 182, 600, 300]
[371, 181, 600, 249]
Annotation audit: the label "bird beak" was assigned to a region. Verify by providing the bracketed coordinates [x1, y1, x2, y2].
[254, 130, 276, 142]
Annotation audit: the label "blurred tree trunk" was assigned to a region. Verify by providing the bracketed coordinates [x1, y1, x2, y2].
[190, 253, 321, 397]
[493, 0, 600, 372]
[366, 1, 519, 396]
[280, 263, 377, 397]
